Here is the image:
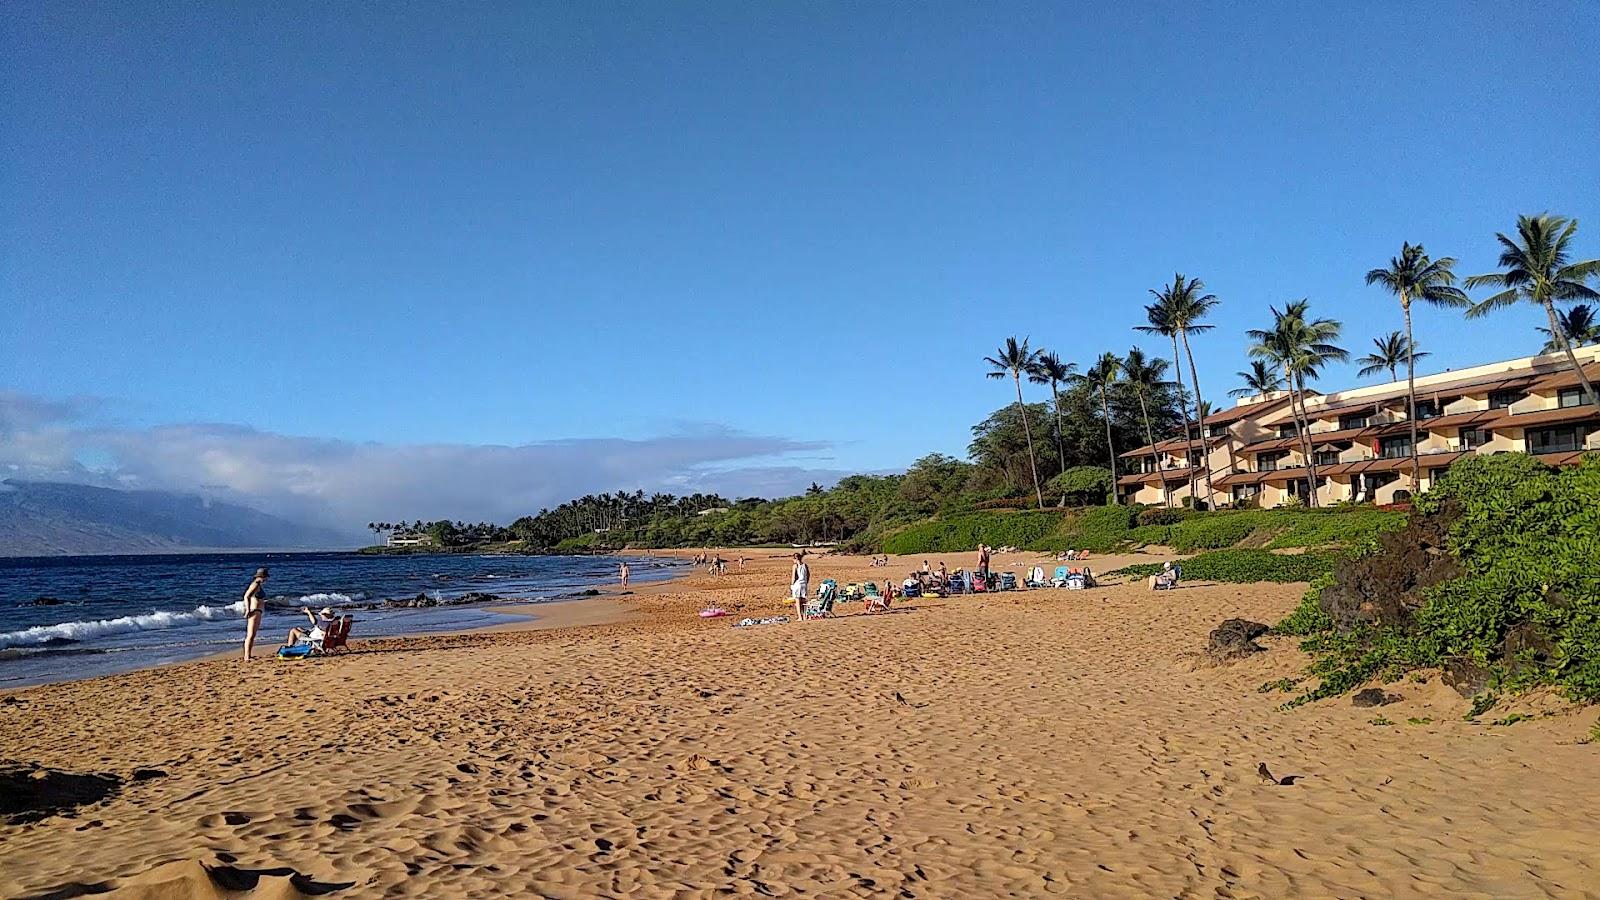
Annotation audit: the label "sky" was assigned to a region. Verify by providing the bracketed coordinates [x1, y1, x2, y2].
[3, 1, 1598, 529]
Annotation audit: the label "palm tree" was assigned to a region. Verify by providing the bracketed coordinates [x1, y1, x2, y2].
[1537, 303, 1600, 353]
[1247, 301, 1347, 507]
[1230, 360, 1285, 398]
[984, 336, 1045, 508]
[1465, 214, 1600, 406]
[1356, 331, 1430, 381]
[1120, 347, 1176, 507]
[1027, 351, 1077, 483]
[1070, 352, 1123, 505]
[1139, 274, 1221, 508]
[1365, 243, 1469, 487]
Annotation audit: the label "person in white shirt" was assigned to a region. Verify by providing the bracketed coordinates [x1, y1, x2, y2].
[790, 553, 810, 619]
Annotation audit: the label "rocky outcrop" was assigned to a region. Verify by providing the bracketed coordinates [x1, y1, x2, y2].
[1206, 619, 1270, 662]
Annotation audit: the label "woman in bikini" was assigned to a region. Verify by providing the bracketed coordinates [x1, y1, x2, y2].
[242, 567, 269, 661]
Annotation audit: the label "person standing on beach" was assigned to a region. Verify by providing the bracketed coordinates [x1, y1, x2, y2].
[241, 567, 269, 661]
[790, 552, 810, 619]
[977, 544, 991, 579]
[619, 561, 630, 589]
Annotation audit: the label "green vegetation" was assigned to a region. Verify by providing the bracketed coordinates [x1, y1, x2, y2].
[1278, 454, 1600, 708]
[881, 510, 1070, 556]
[1124, 506, 1404, 552]
[1108, 549, 1340, 584]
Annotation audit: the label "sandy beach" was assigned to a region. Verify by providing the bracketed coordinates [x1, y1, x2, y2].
[3, 550, 1598, 899]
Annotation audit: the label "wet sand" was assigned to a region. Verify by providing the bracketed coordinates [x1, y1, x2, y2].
[2, 549, 1598, 898]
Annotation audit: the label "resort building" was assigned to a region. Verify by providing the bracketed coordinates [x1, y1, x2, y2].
[1117, 345, 1600, 508]
[386, 531, 432, 547]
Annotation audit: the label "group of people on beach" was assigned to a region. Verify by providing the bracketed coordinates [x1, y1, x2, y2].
[239, 567, 340, 661]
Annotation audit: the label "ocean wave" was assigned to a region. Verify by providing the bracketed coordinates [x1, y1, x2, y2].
[0, 600, 247, 650]
[265, 591, 364, 609]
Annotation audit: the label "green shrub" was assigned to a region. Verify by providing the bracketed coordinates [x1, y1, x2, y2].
[880, 510, 1068, 555]
[1137, 507, 1193, 526]
[1046, 466, 1113, 506]
[1278, 453, 1600, 707]
[1051, 504, 1137, 552]
[1109, 549, 1339, 584]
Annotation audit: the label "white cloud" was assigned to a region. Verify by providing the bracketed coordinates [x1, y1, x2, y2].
[0, 391, 850, 530]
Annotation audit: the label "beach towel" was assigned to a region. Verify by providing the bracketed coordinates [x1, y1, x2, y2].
[734, 616, 790, 628]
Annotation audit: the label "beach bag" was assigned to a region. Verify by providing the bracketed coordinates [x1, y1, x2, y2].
[277, 642, 315, 659]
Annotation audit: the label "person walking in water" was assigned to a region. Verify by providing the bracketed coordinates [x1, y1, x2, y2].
[790, 552, 810, 620]
[619, 560, 630, 589]
[242, 567, 269, 661]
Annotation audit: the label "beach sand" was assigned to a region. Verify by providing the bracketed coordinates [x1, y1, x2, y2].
[3, 550, 1598, 898]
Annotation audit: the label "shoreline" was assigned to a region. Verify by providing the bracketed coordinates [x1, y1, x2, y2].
[0, 552, 697, 692]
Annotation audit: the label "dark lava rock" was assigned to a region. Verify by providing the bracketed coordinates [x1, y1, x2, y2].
[1351, 688, 1400, 708]
[1320, 503, 1461, 629]
[1443, 658, 1493, 698]
[30, 596, 63, 606]
[1207, 619, 1271, 661]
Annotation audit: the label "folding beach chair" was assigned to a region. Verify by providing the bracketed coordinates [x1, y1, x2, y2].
[321, 615, 353, 653]
[803, 581, 838, 618]
[1050, 565, 1070, 587]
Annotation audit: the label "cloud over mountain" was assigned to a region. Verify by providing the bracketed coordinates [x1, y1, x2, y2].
[0, 390, 849, 530]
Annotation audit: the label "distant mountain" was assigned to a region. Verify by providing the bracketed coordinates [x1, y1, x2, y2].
[0, 480, 354, 556]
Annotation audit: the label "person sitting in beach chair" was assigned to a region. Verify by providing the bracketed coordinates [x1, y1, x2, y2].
[901, 576, 922, 599]
[863, 581, 891, 613]
[284, 606, 336, 649]
[1050, 565, 1071, 587]
[1024, 566, 1046, 589]
[803, 580, 838, 619]
[1149, 561, 1181, 591]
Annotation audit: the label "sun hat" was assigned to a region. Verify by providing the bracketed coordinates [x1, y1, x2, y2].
[319, 607, 335, 617]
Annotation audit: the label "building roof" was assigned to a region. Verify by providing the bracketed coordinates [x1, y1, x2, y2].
[1202, 394, 1294, 426]
[1117, 436, 1192, 459]
[1534, 449, 1599, 467]
[1116, 470, 1194, 487]
[1529, 362, 1600, 393]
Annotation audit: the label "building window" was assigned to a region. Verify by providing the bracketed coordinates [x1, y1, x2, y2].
[1414, 399, 1439, 420]
[1257, 451, 1286, 472]
[1459, 427, 1492, 450]
[1338, 413, 1369, 431]
[1489, 390, 1525, 409]
[1276, 424, 1299, 439]
[1429, 466, 1450, 483]
[1208, 423, 1228, 439]
[1140, 457, 1159, 474]
[1379, 435, 1413, 459]
[1528, 425, 1587, 454]
[1314, 449, 1340, 467]
[1558, 387, 1594, 409]
[1188, 450, 1204, 467]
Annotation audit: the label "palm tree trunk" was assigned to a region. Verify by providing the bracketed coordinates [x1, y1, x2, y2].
[1136, 391, 1168, 508]
[1180, 330, 1215, 509]
[1295, 372, 1322, 508]
[1014, 374, 1045, 509]
[1404, 298, 1421, 491]
[1544, 300, 1600, 407]
[1051, 383, 1067, 486]
[1282, 363, 1317, 508]
[1100, 387, 1120, 506]
[1168, 333, 1200, 506]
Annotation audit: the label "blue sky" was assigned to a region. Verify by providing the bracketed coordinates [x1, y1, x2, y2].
[3, 2, 1598, 524]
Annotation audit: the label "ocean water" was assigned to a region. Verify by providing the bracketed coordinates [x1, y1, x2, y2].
[0, 552, 686, 688]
